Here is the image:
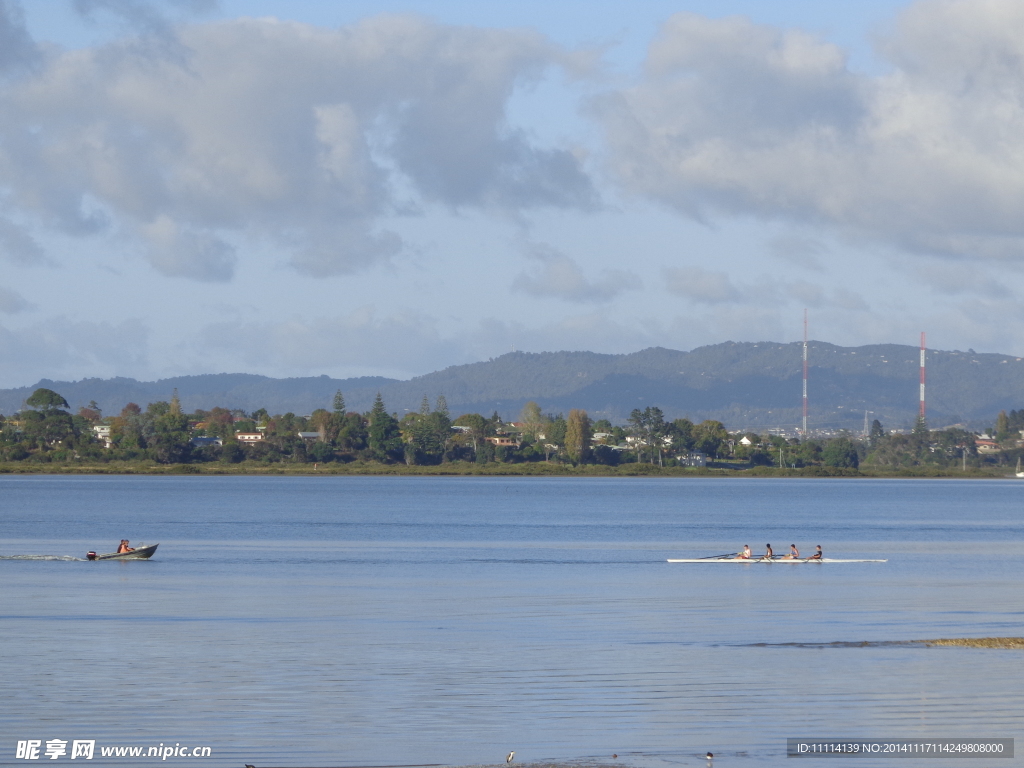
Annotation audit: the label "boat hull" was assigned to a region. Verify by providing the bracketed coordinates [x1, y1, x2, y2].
[667, 557, 885, 563]
[92, 544, 159, 560]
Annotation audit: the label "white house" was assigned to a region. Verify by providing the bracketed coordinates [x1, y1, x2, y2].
[676, 451, 707, 467]
[92, 424, 113, 448]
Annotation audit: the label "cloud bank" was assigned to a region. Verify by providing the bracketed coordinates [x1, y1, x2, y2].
[0, 11, 594, 281]
[599, 0, 1024, 263]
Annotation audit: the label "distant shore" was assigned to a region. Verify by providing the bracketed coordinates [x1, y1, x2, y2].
[0, 460, 1011, 478]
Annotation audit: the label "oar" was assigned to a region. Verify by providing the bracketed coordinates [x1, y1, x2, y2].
[698, 552, 738, 560]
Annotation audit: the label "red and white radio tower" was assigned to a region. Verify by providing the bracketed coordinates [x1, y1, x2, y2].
[919, 332, 926, 421]
[802, 310, 808, 435]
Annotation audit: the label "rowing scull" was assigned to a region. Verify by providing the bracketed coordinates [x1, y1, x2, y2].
[667, 557, 886, 563]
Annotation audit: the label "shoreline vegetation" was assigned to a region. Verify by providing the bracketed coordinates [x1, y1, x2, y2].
[0, 460, 1010, 477]
[3, 386, 1024, 478]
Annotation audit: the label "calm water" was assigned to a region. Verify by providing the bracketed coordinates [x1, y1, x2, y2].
[1, 476, 1022, 767]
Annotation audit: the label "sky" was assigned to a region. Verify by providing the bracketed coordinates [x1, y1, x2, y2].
[2, 0, 1024, 387]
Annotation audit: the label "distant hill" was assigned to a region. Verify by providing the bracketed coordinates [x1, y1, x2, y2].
[2, 341, 1021, 431]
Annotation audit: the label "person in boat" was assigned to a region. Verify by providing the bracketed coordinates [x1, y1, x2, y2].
[807, 545, 823, 560]
[763, 543, 774, 559]
[735, 544, 752, 559]
[117, 540, 135, 554]
[785, 544, 800, 559]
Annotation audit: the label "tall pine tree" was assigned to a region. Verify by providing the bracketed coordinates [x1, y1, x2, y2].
[368, 393, 402, 461]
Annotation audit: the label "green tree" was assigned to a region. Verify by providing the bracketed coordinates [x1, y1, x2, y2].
[822, 437, 859, 468]
[426, 409, 453, 462]
[309, 440, 335, 463]
[367, 393, 402, 461]
[148, 410, 191, 463]
[547, 415, 567, 447]
[333, 390, 346, 414]
[692, 420, 728, 458]
[336, 412, 368, 454]
[220, 441, 244, 464]
[670, 418, 695, 451]
[25, 388, 69, 411]
[147, 401, 171, 417]
[564, 409, 592, 465]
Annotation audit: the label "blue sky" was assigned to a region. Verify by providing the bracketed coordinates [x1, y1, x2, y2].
[2, 0, 1023, 387]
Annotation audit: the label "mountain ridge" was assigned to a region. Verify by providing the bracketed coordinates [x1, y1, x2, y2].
[2, 341, 1020, 431]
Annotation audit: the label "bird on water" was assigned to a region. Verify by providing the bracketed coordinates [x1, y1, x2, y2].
[507, 752, 515, 763]
[706, 753, 713, 762]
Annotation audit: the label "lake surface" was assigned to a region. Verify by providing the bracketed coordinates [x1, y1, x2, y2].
[1, 476, 1022, 767]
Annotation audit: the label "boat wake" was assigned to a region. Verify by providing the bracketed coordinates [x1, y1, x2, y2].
[0, 555, 86, 561]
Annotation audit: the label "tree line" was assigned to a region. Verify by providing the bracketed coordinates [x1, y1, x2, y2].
[1, 387, 1020, 471]
[0, 389, 730, 467]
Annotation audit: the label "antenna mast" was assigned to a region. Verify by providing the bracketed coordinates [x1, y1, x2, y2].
[919, 332, 926, 421]
[802, 310, 808, 436]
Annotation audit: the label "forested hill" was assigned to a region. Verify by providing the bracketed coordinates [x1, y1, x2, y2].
[2, 341, 1022, 430]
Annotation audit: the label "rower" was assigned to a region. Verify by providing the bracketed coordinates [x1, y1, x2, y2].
[736, 544, 752, 559]
[787, 544, 800, 559]
[117, 540, 135, 554]
[763, 543, 773, 559]
[807, 545, 822, 560]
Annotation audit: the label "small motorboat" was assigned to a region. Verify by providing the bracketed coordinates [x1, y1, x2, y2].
[86, 544, 159, 560]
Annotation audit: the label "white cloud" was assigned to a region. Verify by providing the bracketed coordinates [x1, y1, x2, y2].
[0, 14, 594, 280]
[0, 285, 31, 313]
[141, 215, 236, 282]
[513, 243, 640, 302]
[663, 266, 740, 303]
[599, 1, 1024, 264]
